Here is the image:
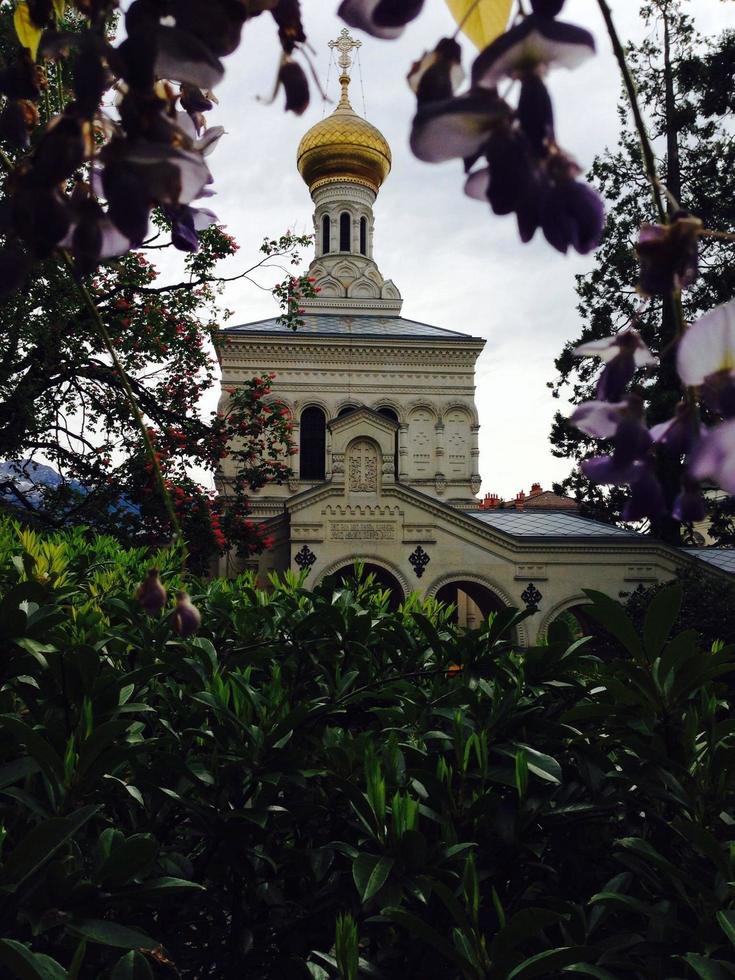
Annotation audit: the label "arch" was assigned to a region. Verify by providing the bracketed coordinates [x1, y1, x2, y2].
[315, 274, 344, 298]
[377, 406, 399, 479]
[336, 403, 360, 418]
[340, 212, 351, 252]
[347, 276, 380, 299]
[322, 214, 331, 254]
[443, 401, 480, 427]
[538, 595, 600, 643]
[360, 216, 367, 255]
[299, 405, 326, 480]
[318, 555, 411, 608]
[426, 573, 527, 644]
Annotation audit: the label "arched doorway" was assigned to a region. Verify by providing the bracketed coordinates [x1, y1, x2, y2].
[435, 579, 506, 629]
[323, 561, 405, 611]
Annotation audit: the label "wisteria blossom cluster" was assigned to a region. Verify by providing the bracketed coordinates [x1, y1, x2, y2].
[572, 291, 735, 524]
[404, 0, 605, 254]
[0, 0, 312, 290]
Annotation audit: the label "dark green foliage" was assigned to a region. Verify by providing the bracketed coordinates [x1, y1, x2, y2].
[1, 518, 735, 978]
[625, 566, 735, 653]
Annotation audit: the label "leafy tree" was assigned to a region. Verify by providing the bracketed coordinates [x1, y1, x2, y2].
[549, 3, 735, 543]
[0, 223, 313, 571]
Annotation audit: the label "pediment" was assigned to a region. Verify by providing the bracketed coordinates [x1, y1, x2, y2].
[329, 405, 398, 435]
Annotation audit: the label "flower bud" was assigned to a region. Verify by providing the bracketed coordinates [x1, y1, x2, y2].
[136, 568, 167, 615]
[171, 591, 202, 638]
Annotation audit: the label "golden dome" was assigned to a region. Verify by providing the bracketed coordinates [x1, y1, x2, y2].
[297, 78, 391, 195]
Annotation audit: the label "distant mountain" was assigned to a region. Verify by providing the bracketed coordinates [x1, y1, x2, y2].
[0, 460, 138, 517]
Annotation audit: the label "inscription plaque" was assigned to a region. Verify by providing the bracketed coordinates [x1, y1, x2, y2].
[330, 522, 395, 541]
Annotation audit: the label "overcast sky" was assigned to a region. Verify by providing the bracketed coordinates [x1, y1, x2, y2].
[166, 0, 735, 498]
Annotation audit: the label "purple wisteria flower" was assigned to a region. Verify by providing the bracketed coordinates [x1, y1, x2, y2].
[410, 88, 506, 163]
[636, 213, 702, 297]
[471, 14, 595, 89]
[689, 419, 735, 494]
[339, 0, 425, 39]
[677, 298, 735, 417]
[575, 329, 657, 401]
[650, 402, 702, 457]
[672, 476, 707, 523]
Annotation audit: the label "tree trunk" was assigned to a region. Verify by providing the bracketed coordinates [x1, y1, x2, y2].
[650, 5, 684, 545]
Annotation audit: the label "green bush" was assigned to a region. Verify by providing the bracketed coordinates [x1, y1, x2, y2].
[0, 518, 734, 978]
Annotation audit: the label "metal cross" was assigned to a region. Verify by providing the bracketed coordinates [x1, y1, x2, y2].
[294, 545, 317, 571]
[409, 546, 431, 579]
[328, 28, 362, 77]
[521, 583, 543, 611]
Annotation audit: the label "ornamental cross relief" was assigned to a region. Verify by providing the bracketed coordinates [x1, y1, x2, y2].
[348, 440, 378, 492]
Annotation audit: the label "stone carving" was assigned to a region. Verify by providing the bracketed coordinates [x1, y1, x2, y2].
[382, 454, 395, 476]
[332, 452, 345, 474]
[294, 545, 317, 571]
[521, 583, 543, 611]
[348, 439, 378, 491]
[409, 545, 431, 578]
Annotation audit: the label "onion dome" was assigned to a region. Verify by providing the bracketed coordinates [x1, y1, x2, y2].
[297, 67, 391, 195]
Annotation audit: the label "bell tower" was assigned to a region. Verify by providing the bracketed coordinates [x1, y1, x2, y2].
[296, 29, 402, 316]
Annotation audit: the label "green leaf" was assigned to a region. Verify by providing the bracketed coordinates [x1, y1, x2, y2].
[582, 591, 644, 660]
[507, 946, 591, 979]
[513, 744, 562, 784]
[110, 951, 154, 980]
[0, 806, 99, 890]
[563, 966, 620, 980]
[68, 920, 158, 950]
[97, 834, 158, 887]
[352, 853, 393, 903]
[67, 942, 86, 980]
[382, 907, 470, 970]
[717, 910, 735, 948]
[643, 583, 682, 659]
[0, 940, 67, 980]
[490, 908, 565, 958]
[124, 877, 205, 899]
[0, 715, 65, 783]
[683, 953, 735, 979]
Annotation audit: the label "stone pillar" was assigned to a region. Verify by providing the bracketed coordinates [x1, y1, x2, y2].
[398, 423, 409, 480]
[435, 420, 445, 479]
[470, 424, 481, 488]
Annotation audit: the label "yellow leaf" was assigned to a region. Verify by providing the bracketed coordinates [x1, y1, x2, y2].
[52, 0, 65, 20]
[444, 0, 513, 50]
[13, 2, 43, 61]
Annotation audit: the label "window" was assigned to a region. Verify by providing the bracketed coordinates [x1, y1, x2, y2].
[378, 407, 399, 479]
[339, 212, 351, 252]
[338, 405, 357, 418]
[300, 406, 326, 480]
[360, 216, 367, 255]
[322, 215, 330, 254]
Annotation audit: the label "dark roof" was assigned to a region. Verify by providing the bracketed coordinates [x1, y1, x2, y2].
[221, 313, 482, 342]
[470, 510, 638, 538]
[685, 548, 735, 575]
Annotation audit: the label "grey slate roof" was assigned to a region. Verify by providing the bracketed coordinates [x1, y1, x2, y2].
[684, 548, 735, 575]
[222, 313, 482, 342]
[470, 510, 639, 538]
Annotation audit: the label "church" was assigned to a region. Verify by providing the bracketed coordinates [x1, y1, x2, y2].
[216, 30, 733, 644]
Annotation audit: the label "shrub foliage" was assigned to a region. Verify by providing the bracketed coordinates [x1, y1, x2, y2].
[0, 519, 734, 978]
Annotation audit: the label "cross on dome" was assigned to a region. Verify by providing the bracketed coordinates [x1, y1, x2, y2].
[328, 28, 361, 107]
